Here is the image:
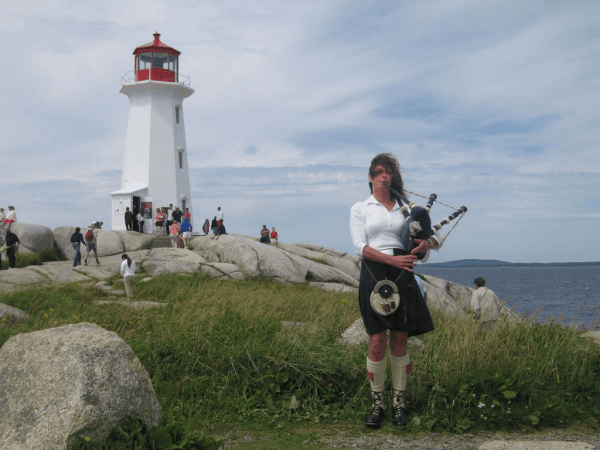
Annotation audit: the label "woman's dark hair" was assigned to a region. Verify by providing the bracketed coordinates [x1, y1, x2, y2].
[474, 277, 486, 287]
[368, 153, 405, 200]
[122, 253, 132, 268]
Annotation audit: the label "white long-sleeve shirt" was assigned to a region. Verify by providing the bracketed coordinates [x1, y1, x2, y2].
[120, 259, 137, 277]
[350, 194, 441, 259]
[471, 287, 501, 322]
[217, 209, 223, 221]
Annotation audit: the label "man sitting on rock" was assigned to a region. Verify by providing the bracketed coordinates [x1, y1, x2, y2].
[259, 225, 270, 244]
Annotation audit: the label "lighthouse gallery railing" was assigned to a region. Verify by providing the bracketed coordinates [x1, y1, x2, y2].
[120, 70, 191, 87]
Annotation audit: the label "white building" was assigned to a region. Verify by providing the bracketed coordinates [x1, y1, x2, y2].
[111, 32, 194, 233]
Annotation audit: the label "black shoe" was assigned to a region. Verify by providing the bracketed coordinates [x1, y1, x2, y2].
[96, 260, 100, 265]
[392, 390, 408, 427]
[365, 405, 384, 428]
[392, 404, 408, 427]
[365, 391, 385, 428]
[84, 261, 87, 266]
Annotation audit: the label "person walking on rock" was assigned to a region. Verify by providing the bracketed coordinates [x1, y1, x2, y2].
[471, 277, 501, 331]
[120, 253, 137, 297]
[70, 227, 85, 267]
[180, 217, 191, 249]
[4, 228, 20, 269]
[350, 153, 439, 429]
[169, 221, 180, 248]
[124, 207, 133, 231]
[84, 226, 100, 266]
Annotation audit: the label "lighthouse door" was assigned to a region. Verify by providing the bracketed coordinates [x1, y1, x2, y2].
[132, 196, 141, 232]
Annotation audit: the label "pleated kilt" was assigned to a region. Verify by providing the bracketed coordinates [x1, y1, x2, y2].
[359, 249, 435, 337]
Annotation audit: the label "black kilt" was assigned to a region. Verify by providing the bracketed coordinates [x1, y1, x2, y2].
[359, 249, 435, 337]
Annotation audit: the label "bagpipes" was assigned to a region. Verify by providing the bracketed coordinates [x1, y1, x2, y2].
[385, 183, 467, 260]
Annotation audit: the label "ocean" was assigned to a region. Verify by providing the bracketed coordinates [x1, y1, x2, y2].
[414, 265, 600, 330]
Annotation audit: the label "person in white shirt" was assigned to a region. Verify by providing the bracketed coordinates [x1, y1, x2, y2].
[216, 207, 223, 225]
[120, 253, 137, 297]
[2, 206, 17, 228]
[350, 153, 440, 429]
[471, 277, 501, 331]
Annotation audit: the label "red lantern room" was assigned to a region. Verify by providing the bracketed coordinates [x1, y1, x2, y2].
[134, 32, 180, 83]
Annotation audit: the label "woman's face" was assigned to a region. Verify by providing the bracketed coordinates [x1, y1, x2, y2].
[369, 164, 392, 189]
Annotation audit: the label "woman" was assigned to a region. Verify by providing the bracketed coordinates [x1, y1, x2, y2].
[120, 253, 137, 297]
[180, 217, 191, 249]
[202, 219, 210, 236]
[350, 153, 440, 428]
[270, 227, 278, 247]
[155, 208, 164, 236]
[169, 221, 180, 248]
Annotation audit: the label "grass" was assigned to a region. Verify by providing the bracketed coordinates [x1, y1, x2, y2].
[0, 248, 61, 270]
[1, 272, 599, 448]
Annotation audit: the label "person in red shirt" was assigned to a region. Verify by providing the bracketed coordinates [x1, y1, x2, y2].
[185, 208, 191, 221]
[270, 227, 278, 247]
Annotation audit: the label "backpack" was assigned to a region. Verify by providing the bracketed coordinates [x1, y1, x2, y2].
[85, 230, 94, 242]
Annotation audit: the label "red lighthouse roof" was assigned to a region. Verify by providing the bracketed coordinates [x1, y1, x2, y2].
[133, 32, 181, 56]
[133, 32, 180, 83]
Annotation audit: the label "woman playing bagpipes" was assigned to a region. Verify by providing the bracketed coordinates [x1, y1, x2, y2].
[349, 153, 442, 428]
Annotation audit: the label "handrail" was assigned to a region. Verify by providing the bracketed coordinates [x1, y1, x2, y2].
[120, 70, 191, 87]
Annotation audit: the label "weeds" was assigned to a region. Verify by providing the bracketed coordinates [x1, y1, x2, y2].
[0, 272, 599, 443]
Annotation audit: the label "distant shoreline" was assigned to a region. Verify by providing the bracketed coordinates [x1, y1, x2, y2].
[420, 259, 600, 268]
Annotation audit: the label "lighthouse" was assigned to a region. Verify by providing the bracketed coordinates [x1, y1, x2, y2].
[110, 32, 194, 233]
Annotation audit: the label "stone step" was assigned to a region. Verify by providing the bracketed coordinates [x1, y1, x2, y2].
[151, 236, 173, 249]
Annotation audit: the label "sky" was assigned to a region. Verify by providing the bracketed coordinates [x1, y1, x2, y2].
[2, 0, 599, 263]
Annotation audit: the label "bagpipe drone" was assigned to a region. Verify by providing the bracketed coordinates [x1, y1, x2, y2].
[385, 183, 467, 260]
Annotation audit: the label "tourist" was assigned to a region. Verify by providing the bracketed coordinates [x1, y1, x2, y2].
[471, 277, 501, 331]
[137, 210, 145, 234]
[169, 221, 180, 248]
[185, 208, 191, 222]
[2, 206, 17, 229]
[350, 153, 439, 428]
[124, 207, 133, 231]
[211, 216, 218, 234]
[217, 206, 223, 225]
[172, 206, 183, 224]
[167, 204, 174, 229]
[120, 253, 137, 297]
[270, 227, 278, 247]
[70, 227, 86, 267]
[155, 208, 164, 236]
[202, 219, 210, 235]
[84, 225, 100, 266]
[180, 217, 192, 249]
[214, 221, 227, 240]
[259, 225, 270, 244]
[5, 228, 20, 269]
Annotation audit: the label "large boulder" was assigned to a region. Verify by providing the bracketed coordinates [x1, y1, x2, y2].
[8, 223, 55, 255]
[142, 248, 206, 276]
[0, 303, 28, 325]
[0, 323, 160, 450]
[278, 242, 360, 280]
[53, 227, 151, 259]
[191, 234, 359, 287]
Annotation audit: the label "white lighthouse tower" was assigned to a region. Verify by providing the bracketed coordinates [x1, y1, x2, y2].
[111, 32, 194, 232]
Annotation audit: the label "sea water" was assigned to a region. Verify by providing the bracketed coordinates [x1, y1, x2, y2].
[414, 265, 600, 330]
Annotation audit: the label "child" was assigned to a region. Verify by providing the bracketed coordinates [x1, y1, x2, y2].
[270, 227, 278, 247]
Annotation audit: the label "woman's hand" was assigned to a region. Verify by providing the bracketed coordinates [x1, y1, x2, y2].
[388, 253, 418, 272]
[411, 237, 437, 255]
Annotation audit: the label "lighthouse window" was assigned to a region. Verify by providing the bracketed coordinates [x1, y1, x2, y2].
[139, 53, 152, 70]
[169, 55, 178, 73]
[153, 53, 169, 69]
[179, 151, 183, 169]
[175, 107, 180, 124]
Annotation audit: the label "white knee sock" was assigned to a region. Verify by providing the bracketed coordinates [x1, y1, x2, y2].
[390, 354, 410, 406]
[366, 357, 386, 406]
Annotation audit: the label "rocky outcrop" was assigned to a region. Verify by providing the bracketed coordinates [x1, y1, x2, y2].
[8, 223, 55, 255]
[0, 323, 160, 450]
[190, 234, 359, 287]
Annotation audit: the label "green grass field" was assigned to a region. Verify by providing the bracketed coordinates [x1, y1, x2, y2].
[1, 271, 599, 448]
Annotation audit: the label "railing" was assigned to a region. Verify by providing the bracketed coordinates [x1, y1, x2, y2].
[120, 70, 191, 87]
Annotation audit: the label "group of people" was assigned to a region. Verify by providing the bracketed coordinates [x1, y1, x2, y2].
[69, 221, 103, 267]
[259, 225, 278, 246]
[152, 204, 191, 236]
[0, 206, 17, 229]
[209, 207, 227, 239]
[0, 206, 18, 269]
